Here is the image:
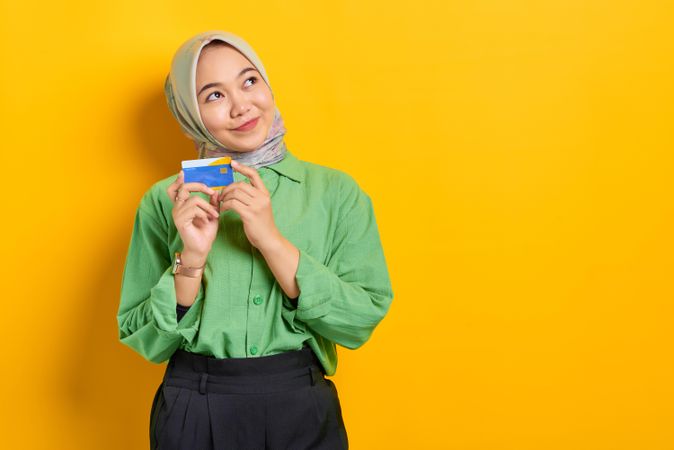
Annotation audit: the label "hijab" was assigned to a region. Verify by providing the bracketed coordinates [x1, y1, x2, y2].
[164, 30, 287, 168]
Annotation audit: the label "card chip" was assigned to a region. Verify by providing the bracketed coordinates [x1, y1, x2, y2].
[220, 167, 229, 174]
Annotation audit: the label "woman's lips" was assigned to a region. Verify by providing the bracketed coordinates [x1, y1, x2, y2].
[233, 117, 259, 131]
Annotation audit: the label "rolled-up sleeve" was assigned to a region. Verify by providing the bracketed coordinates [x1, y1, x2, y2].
[287, 177, 394, 349]
[117, 201, 205, 363]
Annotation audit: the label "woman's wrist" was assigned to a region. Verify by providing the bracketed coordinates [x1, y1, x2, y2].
[180, 248, 209, 267]
[256, 231, 285, 256]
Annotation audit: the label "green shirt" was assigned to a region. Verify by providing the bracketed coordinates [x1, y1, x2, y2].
[117, 150, 394, 376]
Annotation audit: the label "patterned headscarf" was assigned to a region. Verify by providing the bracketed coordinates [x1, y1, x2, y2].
[164, 30, 286, 168]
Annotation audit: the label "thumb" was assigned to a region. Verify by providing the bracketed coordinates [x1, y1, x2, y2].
[210, 191, 220, 211]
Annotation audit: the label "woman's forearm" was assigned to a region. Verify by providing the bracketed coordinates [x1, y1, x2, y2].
[258, 234, 300, 301]
[174, 249, 207, 307]
[175, 236, 298, 308]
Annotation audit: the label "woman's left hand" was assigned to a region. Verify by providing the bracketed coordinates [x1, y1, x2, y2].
[218, 160, 282, 252]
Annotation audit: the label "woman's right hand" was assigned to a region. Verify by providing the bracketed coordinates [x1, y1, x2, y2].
[166, 171, 221, 257]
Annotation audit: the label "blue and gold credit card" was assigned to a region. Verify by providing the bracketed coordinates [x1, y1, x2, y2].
[181, 156, 234, 190]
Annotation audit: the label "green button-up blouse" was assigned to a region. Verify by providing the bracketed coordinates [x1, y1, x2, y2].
[117, 150, 394, 376]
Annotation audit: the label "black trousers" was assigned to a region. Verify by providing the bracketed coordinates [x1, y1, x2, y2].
[149, 345, 349, 449]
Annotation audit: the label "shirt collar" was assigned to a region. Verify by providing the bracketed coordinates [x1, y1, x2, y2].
[263, 149, 304, 183]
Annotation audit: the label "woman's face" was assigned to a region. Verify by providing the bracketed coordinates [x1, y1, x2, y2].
[195, 43, 275, 152]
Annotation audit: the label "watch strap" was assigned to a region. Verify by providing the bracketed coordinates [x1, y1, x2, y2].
[172, 251, 206, 278]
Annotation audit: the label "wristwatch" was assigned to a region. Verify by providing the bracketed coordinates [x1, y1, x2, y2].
[171, 252, 206, 278]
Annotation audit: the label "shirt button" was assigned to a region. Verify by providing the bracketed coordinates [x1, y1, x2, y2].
[253, 294, 263, 305]
[250, 345, 258, 355]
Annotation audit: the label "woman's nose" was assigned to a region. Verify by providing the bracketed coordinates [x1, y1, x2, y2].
[229, 91, 251, 117]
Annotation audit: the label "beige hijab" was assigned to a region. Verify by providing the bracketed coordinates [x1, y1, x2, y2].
[164, 30, 287, 168]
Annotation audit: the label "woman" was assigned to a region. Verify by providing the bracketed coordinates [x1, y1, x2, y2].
[117, 30, 393, 450]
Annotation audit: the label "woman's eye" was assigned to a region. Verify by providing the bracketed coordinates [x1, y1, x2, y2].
[205, 77, 257, 102]
[206, 91, 223, 102]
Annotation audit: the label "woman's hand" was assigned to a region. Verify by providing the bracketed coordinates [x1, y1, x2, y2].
[218, 160, 282, 252]
[166, 171, 221, 257]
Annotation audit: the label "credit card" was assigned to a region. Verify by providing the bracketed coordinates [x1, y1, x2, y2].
[181, 156, 234, 190]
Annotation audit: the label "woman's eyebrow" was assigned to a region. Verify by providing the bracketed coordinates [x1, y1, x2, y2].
[198, 67, 257, 96]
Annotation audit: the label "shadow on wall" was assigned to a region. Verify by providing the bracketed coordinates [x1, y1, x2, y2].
[57, 86, 194, 449]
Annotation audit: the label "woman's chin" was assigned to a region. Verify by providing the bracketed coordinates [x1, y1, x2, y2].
[225, 134, 266, 152]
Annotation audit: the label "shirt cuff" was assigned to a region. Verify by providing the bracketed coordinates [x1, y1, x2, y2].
[292, 248, 335, 321]
[149, 265, 205, 343]
[176, 303, 191, 322]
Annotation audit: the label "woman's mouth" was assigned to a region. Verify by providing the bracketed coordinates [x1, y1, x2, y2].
[233, 117, 259, 132]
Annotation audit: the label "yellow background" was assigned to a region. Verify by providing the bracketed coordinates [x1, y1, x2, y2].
[2, 0, 673, 448]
